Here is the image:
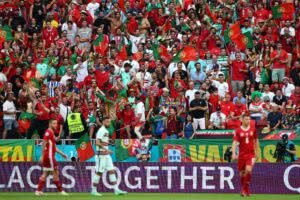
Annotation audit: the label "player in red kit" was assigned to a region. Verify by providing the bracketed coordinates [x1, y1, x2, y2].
[35, 119, 69, 196]
[232, 114, 260, 197]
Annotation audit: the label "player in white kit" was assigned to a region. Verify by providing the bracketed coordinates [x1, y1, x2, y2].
[91, 117, 128, 196]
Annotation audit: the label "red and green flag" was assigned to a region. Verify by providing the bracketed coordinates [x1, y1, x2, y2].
[29, 78, 40, 89]
[93, 34, 109, 56]
[205, 4, 217, 23]
[0, 25, 13, 48]
[119, 0, 125, 13]
[116, 45, 128, 61]
[272, 3, 295, 20]
[162, 18, 172, 34]
[152, 44, 171, 62]
[116, 139, 152, 161]
[175, 0, 183, 13]
[18, 112, 36, 135]
[173, 46, 197, 62]
[183, 0, 193, 10]
[75, 133, 94, 162]
[233, 32, 254, 50]
[224, 22, 241, 44]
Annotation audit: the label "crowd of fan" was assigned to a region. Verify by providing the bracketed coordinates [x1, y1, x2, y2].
[0, 0, 300, 140]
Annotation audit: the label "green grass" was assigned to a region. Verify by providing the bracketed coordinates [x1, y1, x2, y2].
[0, 193, 298, 200]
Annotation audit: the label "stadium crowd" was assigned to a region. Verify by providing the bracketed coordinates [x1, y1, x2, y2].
[0, 0, 300, 140]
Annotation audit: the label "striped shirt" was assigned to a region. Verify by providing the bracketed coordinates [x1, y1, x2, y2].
[47, 81, 60, 97]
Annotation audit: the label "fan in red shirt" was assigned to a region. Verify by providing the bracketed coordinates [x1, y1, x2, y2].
[35, 119, 68, 196]
[120, 103, 135, 139]
[229, 53, 248, 93]
[42, 20, 59, 49]
[227, 99, 247, 129]
[220, 93, 235, 117]
[232, 113, 260, 197]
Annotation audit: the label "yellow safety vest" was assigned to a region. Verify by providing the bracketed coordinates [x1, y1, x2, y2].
[67, 113, 84, 134]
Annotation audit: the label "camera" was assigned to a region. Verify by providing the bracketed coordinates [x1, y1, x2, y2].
[273, 134, 296, 163]
[273, 142, 286, 161]
[70, 156, 78, 162]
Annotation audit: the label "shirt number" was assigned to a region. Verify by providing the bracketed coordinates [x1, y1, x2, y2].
[245, 137, 249, 144]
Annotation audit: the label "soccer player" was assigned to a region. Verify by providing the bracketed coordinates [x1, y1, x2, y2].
[35, 119, 69, 196]
[232, 114, 260, 197]
[91, 116, 128, 196]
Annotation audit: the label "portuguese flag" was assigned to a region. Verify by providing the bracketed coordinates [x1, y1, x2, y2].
[75, 133, 94, 162]
[162, 17, 172, 33]
[233, 32, 254, 50]
[272, 3, 295, 20]
[18, 112, 36, 135]
[116, 139, 152, 161]
[205, 4, 217, 23]
[116, 45, 128, 61]
[0, 25, 13, 42]
[152, 44, 171, 62]
[173, 46, 197, 62]
[0, 25, 13, 48]
[31, 78, 41, 89]
[224, 22, 241, 44]
[93, 34, 109, 56]
[119, 0, 125, 13]
[116, 139, 140, 161]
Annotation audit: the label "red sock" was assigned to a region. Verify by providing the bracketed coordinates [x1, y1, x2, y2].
[246, 173, 252, 183]
[53, 180, 63, 192]
[37, 178, 45, 192]
[240, 176, 245, 187]
[244, 173, 252, 194]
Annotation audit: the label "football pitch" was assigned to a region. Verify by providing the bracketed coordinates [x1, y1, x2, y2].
[0, 193, 298, 200]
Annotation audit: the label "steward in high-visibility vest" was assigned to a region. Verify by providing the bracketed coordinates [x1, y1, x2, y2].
[65, 112, 87, 139]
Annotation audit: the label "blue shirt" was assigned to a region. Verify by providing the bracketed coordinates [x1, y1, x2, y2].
[233, 97, 247, 105]
[188, 59, 207, 73]
[184, 123, 193, 139]
[190, 71, 206, 89]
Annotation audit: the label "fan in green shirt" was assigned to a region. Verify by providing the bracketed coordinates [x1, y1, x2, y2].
[57, 58, 70, 77]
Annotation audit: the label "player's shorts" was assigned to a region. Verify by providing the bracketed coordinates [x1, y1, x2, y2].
[95, 155, 114, 173]
[238, 156, 255, 171]
[43, 157, 58, 171]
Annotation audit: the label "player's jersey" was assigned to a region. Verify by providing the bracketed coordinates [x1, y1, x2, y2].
[233, 126, 257, 158]
[43, 129, 56, 160]
[96, 125, 109, 152]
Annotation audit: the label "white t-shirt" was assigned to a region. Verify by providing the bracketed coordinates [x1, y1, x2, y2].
[168, 62, 187, 77]
[60, 74, 72, 86]
[185, 89, 198, 104]
[210, 112, 226, 127]
[262, 92, 275, 102]
[74, 61, 88, 82]
[0, 72, 7, 83]
[135, 101, 145, 122]
[96, 126, 109, 151]
[86, 2, 99, 18]
[3, 100, 16, 120]
[123, 60, 140, 74]
[136, 72, 152, 89]
[212, 81, 229, 98]
[280, 26, 295, 37]
[59, 103, 72, 121]
[129, 35, 145, 53]
[282, 83, 295, 97]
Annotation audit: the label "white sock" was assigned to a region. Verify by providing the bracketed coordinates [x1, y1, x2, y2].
[113, 184, 119, 191]
[92, 174, 100, 193]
